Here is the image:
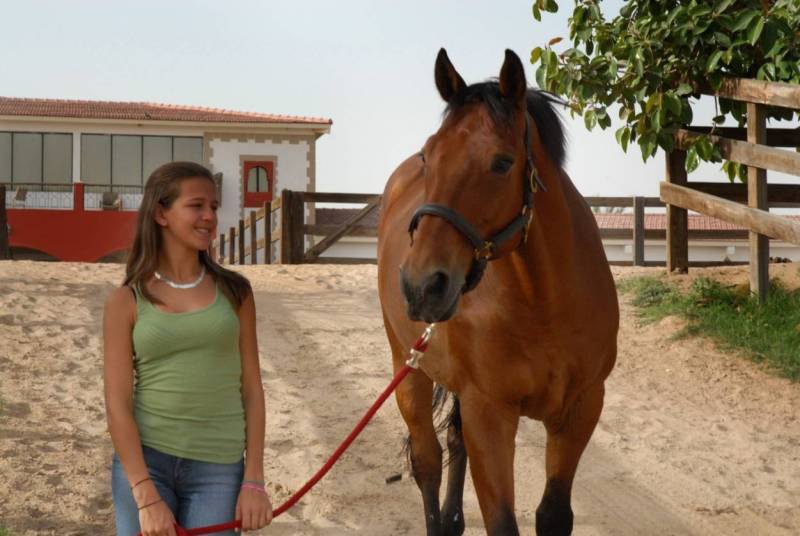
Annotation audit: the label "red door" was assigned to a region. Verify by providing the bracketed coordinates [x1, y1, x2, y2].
[242, 161, 274, 207]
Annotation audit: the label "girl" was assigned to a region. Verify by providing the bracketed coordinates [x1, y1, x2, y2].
[103, 162, 273, 535]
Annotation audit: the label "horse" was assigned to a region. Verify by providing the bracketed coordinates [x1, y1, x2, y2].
[376, 49, 619, 536]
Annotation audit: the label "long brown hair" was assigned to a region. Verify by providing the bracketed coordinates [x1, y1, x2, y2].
[123, 161, 251, 309]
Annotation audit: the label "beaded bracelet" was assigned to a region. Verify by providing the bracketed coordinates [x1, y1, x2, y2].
[138, 498, 163, 511]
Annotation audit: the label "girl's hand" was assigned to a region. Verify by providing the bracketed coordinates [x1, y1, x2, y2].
[138, 498, 177, 536]
[235, 485, 273, 532]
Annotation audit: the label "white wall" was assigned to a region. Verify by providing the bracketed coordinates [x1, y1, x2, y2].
[207, 137, 310, 233]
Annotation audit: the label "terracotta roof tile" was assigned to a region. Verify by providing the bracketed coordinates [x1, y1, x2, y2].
[0, 96, 332, 125]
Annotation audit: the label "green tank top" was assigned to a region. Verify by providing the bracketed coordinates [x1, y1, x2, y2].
[131, 282, 245, 464]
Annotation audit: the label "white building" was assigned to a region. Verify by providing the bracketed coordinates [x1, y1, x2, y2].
[0, 96, 331, 241]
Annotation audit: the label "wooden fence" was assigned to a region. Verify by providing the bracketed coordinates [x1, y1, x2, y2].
[210, 198, 281, 265]
[660, 77, 800, 302]
[215, 190, 793, 268]
[210, 190, 380, 265]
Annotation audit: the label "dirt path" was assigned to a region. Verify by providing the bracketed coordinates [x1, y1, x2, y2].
[0, 262, 797, 534]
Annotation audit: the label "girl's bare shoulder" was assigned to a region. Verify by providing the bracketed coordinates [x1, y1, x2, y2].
[104, 285, 137, 323]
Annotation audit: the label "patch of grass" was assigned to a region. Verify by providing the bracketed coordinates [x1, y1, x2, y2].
[0, 526, 13, 536]
[620, 276, 800, 381]
[617, 277, 681, 324]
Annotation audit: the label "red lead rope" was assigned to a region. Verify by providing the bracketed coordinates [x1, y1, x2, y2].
[137, 324, 435, 536]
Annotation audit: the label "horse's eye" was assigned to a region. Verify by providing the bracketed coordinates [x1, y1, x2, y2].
[491, 156, 514, 174]
[419, 151, 426, 165]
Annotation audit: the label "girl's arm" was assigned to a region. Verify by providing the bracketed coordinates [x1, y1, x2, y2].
[103, 288, 169, 513]
[236, 289, 272, 530]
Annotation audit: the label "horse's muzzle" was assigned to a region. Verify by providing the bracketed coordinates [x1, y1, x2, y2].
[400, 268, 462, 323]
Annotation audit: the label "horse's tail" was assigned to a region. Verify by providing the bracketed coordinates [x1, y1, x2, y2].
[402, 383, 463, 469]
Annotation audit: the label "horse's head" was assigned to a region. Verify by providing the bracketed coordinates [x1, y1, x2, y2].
[401, 48, 540, 323]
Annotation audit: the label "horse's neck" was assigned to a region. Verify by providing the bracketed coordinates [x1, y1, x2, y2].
[497, 141, 580, 307]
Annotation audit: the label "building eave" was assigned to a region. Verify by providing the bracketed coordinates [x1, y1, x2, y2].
[0, 115, 332, 136]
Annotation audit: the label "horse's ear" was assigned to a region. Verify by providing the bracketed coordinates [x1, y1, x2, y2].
[435, 48, 466, 103]
[499, 49, 527, 106]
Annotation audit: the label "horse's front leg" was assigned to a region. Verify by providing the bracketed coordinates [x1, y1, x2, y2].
[536, 381, 605, 536]
[388, 328, 443, 535]
[441, 396, 466, 536]
[460, 389, 520, 535]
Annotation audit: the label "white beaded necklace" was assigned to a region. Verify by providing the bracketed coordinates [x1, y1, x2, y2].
[154, 265, 206, 289]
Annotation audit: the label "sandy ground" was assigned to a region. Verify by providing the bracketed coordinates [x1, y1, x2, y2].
[0, 260, 798, 535]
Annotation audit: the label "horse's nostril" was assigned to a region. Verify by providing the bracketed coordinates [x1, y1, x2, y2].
[423, 271, 450, 298]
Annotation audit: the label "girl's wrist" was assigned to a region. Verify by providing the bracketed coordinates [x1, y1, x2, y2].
[132, 480, 160, 506]
[243, 469, 264, 481]
[241, 482, 267, 494]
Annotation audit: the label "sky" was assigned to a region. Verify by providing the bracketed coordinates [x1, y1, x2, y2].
[1, 0, 791, 199]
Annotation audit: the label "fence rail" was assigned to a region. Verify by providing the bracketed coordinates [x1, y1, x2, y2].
[663, 76, 800, 302]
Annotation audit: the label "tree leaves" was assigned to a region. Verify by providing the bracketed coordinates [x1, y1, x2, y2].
[731, 10, 760, 32]
[748, 16, 765, 45]
[529, 0, 800, 170]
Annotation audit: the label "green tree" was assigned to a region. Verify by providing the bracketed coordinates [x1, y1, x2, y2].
[531, 0, 800, 180]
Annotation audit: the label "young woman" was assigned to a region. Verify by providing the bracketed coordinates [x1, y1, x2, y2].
[103, 162, 273, 535]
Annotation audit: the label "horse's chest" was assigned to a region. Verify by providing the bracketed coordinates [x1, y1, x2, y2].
[423, 333, 564, 413]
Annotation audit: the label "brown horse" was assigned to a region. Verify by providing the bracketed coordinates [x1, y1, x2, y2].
[377, 49, 618, 536]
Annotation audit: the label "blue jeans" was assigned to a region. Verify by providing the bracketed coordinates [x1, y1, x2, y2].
[112, 445, 244, 536]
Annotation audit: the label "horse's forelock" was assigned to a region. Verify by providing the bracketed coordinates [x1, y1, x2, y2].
[442, 81, 567, 169]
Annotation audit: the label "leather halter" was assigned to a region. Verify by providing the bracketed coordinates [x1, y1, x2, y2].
[408, 114, 546, 293]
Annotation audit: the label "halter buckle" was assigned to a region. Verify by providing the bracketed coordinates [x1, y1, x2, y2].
[474, 241, 495, 261]
[529, 166, 539, 194]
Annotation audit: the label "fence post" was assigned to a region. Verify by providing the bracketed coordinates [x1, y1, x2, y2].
[281, 190, 305, 264]
[0, 184, 8, 259]
[263, 201, 271, 264]
[633, 196, 645, 266]
[666, 150, 689, 273]
[747, 102, 769, 303]
[281, 190, 291, 264]
[229, 226, 236, 265]
[238, 219, 245, 265]
[249, 210, 257, 265]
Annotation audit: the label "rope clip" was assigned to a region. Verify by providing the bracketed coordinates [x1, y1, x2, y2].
[406, 323, 435, 369]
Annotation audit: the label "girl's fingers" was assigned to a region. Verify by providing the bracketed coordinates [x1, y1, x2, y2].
[234, 500, 242, 533]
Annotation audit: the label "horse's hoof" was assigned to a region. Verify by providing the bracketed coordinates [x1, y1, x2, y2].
[441, 509, 465, 536]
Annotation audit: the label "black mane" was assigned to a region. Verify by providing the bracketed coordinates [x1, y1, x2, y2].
[443, 81, 567, 169]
